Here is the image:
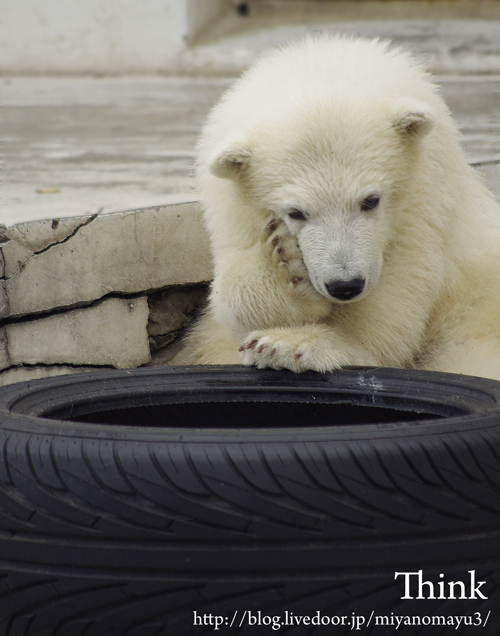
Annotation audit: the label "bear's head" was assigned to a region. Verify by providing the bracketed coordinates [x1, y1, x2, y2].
[206, 97, 436, 303]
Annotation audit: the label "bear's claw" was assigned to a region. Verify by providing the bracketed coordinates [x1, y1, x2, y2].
[239, 330, 318, 372]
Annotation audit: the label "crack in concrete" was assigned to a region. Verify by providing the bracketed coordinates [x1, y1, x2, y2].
[0, 290, 148, 329]
[3, 212, 100, 281]
[33, 212, 101, 256]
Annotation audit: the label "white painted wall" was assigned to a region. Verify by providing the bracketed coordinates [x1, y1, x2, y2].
[0, 0, 231, 74]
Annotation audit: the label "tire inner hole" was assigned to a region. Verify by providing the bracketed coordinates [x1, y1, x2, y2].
[53, 399, 448, 428]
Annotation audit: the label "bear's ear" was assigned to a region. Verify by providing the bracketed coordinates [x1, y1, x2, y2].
[208, 136, 252, 179]
[392, 101, 435, 138]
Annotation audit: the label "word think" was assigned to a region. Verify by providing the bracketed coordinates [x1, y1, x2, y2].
[395, 570, 487, 600]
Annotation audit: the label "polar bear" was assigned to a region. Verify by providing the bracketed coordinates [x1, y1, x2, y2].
[180, 34, 500, 380]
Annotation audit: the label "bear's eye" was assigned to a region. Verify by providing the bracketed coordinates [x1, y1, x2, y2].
[361, 196, 380, 211]
[288, 209, 307, 220]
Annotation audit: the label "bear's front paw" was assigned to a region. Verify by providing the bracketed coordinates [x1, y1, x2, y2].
[239, 328, 337, 373]
[261, 218, 311, 293]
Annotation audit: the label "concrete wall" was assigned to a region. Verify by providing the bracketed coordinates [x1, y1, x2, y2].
[0, 201, 212, 385]
[0, 0, 231, 74]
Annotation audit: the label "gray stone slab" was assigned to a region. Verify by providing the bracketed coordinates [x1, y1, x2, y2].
[6, 296, 151, 369]
[3, 201, 213, 318]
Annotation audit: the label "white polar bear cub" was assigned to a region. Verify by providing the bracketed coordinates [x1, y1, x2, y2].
[182, 34, 500, 380]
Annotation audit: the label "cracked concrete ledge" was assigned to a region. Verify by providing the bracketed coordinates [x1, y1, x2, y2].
[0, 201, 212, 386]
[1, 201, 211, 318]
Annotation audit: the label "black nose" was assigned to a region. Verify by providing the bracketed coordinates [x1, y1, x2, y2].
[326, 278, 365, 301]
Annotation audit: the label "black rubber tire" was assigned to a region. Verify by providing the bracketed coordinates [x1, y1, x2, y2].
[0, 365, 500, 635]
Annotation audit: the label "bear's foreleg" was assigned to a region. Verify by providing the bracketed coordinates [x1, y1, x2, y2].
[239, 323, 379, 373]
[210, 217, 331, 340]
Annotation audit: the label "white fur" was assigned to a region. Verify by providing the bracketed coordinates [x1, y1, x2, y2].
[179, 34, 500, 380]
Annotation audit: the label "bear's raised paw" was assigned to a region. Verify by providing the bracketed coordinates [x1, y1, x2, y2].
[261, 218, 313, 294]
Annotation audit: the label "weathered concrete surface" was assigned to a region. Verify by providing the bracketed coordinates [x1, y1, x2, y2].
[3, 201, 212, 318]
[2, 215, 93, 253]
[3, 73, 498, 228]
[0, 330, 10, 372]
[0, 282, 8, 321]
[6, 296, 151, 369]
[0, 200, 212, 385]
[2, 76, 227, 226]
